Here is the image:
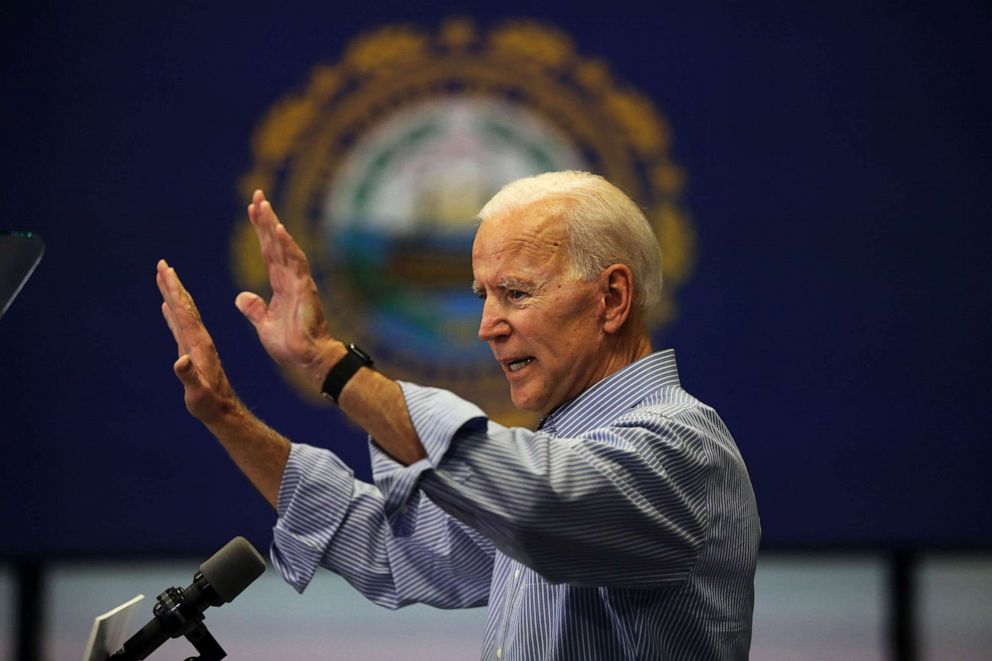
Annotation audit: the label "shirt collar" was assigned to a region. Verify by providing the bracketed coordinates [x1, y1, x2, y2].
[539, 349, 681, 437]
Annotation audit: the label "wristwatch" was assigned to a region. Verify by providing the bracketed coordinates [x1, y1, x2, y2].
[321, 343, 374, 403]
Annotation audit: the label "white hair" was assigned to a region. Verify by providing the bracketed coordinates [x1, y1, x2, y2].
[477, 171, 663, 309]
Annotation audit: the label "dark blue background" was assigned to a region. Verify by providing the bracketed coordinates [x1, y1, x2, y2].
[1, 0, 989, 558]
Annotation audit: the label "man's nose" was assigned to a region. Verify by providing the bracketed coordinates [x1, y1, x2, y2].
[478, 298, 510, 341]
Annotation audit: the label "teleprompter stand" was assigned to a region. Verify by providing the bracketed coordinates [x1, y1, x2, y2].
[0, 229, 45, 321]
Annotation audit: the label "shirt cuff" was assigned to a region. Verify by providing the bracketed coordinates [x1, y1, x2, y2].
[368, 381, 487, 535]
[270, 443, 354, 593]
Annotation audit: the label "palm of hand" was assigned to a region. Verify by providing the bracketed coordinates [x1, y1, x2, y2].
[256, 277, 329, 370]
[236, 191, 336, 382]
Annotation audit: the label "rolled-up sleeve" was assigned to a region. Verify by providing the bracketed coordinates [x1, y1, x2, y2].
[272, 443, 355, 592]
[366, 381, 710, 588]
[367, 381, 488, 535]
[271, 372, 714, 598]
[271, 412, 495, 608]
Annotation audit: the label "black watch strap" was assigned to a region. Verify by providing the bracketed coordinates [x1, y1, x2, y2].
[321, 343, 374, 403]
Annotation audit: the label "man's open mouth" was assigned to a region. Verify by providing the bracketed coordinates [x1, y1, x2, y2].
[507, 358, 534, 372]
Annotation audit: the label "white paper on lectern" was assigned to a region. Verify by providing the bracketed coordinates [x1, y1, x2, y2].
[82, 594, 145, 661]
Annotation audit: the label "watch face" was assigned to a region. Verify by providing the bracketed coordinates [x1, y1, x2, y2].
[348, 343, 374, 366]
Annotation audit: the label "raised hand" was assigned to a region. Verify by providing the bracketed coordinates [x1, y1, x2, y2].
[232, 191, 423, 465]
[157, 259, 241, 424]
[236, 190, 340, 390]
[157, 258, 289, 507]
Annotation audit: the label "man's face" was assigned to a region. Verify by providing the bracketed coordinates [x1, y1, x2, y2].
[472, 202, 609, 415]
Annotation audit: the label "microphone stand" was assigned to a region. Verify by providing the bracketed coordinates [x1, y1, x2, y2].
[108, 579, 226, 661]
[180, 622, 225, 661]
[103, 525, 263, 661]
[0, 230, 45, 321]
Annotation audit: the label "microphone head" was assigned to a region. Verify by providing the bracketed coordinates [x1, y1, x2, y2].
[199, 536, 266, 603]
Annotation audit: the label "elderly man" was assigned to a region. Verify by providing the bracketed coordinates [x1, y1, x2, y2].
[157, 171, 760, 660]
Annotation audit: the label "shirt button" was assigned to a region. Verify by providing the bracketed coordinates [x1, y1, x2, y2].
[496, 647, 502, 658]
[514, 569, 520, 578]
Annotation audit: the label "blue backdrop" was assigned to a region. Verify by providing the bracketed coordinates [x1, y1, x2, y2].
[1, 0, 989, 558]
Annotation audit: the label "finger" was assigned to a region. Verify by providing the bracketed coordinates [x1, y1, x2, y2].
[158, 261, 189, 355]
[173, 354, 200, 388]
[156, 259, 173, 306]
[163, 265, 203, 331]
[246, 195, 307, 293]
[235, 291, 268, 327]
[248, 193, 277, 235]
[249, 198, 285, 268]
[253, 189, 266, 211]
[161, 301, 186, 357]
[159, 265, 217, 367]
[260, 200, 292, 264]
[157, 259, 184, 318]
[274, 222, 312, 277]
[247, 189, 265, 227]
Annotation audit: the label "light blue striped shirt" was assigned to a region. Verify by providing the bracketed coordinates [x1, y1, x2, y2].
[272, 350, 760, 659]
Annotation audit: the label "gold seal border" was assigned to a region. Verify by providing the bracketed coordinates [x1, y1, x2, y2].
[233, 19, 695, 425]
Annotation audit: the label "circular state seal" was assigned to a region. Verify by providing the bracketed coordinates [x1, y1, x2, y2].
[233, 18, 695, 426]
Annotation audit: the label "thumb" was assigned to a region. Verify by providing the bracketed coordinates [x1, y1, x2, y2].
[173, 354, 199, 386]
[235, 291, 267, 327]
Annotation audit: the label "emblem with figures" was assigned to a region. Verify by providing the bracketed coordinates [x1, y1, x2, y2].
[233, 18, 694, 425]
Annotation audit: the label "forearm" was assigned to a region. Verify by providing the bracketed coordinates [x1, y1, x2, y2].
[199, 339, 420, 508]
[201, 400, 290, 509]
[307, 339, 427, 466]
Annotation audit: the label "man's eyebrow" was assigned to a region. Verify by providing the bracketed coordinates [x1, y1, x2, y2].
[470, 277, 541, 296]
[499, 277, 540, 292]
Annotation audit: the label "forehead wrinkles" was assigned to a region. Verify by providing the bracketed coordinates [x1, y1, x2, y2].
[478, 200, 569, 263]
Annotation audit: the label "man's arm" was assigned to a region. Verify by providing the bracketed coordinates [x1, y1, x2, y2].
[157, 261, 495, 605]
[274, 443, 495, 606]
[156, 187, 427, 506]
[156, 259, 289, 507]
[377, 382, 716, 589]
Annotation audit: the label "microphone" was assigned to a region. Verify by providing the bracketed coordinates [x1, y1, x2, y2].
[109, 536, 265, 660]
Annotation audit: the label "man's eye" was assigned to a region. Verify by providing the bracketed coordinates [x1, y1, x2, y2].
[508, 290, 527, 301]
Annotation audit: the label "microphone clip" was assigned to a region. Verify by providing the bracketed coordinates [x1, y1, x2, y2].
[151, 584, 226, 661]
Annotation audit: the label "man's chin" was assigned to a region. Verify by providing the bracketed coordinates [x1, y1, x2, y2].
[509, 388, 550, 416]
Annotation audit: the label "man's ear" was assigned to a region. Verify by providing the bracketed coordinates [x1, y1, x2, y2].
[600, 264, 635, 334]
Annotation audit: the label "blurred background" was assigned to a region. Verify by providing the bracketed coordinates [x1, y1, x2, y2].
[1, 0, 989, 659]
